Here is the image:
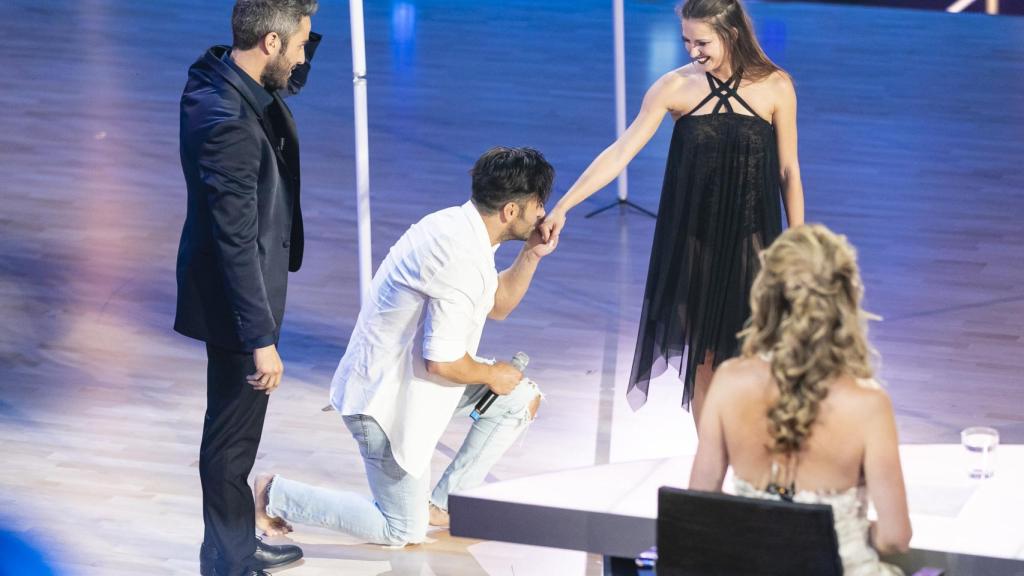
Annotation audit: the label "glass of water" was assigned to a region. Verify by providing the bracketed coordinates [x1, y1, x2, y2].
[961, 426, 999, 479]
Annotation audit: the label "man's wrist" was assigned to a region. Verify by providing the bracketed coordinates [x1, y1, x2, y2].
[520, 248, 542, 264]
[482, 362, 500, 389]
[245, 332, 277, 351]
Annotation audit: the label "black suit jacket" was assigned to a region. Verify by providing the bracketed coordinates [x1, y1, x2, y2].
[175, 36, 320, 351]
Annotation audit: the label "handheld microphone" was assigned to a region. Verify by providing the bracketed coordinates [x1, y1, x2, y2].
[470, 352, 528, 421]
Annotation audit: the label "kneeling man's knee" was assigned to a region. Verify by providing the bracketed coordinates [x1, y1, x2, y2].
[511, 378, 543, 421]
[382, 518, 427, 547]
[528, 393, 541, 420]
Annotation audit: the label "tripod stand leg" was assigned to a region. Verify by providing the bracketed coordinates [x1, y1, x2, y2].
[584, 198, 657, 219]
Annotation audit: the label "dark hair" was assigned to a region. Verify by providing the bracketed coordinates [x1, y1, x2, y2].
[471, 147, 555, 214]
[232, 0, 318, 50]
[678, 0, 781, 82]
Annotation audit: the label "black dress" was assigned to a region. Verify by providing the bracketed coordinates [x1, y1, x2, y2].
[627, 72, 784, 410]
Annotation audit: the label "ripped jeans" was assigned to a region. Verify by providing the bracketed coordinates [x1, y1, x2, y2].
[265, 379, 541, 546]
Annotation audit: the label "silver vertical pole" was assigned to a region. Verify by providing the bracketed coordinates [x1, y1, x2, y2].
[613, 0, 628, 201]
[584, 0, 656, 219]
[349, 0, 372, 304]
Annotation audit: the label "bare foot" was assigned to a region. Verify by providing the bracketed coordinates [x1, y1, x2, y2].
[428, 502, 450, 527]
[254, 473, 293, 536]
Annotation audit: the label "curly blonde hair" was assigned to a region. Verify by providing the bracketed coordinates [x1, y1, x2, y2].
[739, 224, 878, 454]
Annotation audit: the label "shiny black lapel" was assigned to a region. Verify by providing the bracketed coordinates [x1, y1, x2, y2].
[204, 47, 292, 175]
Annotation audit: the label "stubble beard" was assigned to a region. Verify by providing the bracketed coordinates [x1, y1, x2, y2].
[260, 49, 292, 92]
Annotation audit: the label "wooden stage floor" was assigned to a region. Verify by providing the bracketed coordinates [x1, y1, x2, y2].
[1, 0, 1022, 574]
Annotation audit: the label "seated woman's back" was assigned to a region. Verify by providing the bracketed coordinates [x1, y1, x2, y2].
[688, 224, 912, 571]
[717, 355, 890, 494]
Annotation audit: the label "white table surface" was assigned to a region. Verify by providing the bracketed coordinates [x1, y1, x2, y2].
[454, 444, 1024, 561]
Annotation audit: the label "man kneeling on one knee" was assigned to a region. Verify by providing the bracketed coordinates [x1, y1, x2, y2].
[253, 147, 556, 545]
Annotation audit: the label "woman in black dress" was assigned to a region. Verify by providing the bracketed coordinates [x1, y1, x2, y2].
[540, 0, 804, 427]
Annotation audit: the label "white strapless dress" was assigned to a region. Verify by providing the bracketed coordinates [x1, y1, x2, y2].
[733, 477, 904, 576]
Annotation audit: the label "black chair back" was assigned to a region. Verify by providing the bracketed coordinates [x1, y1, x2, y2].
[656, 486, 844, 576]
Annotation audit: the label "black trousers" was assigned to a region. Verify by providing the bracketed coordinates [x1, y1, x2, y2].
[201, 343, 269, 576]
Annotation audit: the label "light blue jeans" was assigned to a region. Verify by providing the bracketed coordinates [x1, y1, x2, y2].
[265, 379, 541, 546]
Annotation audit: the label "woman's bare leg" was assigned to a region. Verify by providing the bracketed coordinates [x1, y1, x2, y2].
[691, 351, 716, 433]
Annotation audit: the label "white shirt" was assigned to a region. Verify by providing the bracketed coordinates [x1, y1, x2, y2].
[330, 201, 499, 477]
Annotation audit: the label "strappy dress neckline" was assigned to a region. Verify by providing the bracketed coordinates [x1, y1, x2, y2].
[680, 72, 770, 125]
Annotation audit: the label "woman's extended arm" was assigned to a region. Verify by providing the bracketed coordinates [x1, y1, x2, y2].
[539, 72, 681, 242]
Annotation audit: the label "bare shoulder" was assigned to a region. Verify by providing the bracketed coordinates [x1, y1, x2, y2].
[712, 356, 771, 395]
[648, 64, 705, 108]
[651, 64, 699, 95]
[765, 69, 796, 101]
[765, 69, 794, 89]
[833, 375, 895, 420]
[675, 62, 706, 82]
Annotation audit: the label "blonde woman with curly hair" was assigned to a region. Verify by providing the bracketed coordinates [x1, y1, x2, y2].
[689, 224, 911, 575]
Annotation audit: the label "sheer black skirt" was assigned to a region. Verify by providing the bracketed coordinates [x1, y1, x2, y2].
[627, 113, 783, 410]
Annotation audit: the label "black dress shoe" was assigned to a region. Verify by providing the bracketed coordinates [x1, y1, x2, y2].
[198, 552, 269, 576]
[253, 537, 303, 568]
[200, 539, 302, 574]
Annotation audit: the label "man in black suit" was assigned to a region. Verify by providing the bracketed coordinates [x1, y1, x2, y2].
[175, 2, 319, 575]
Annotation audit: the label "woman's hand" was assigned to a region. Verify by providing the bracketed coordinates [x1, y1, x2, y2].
[525, 225, 559, 259]
[538, 208, 567, 243]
